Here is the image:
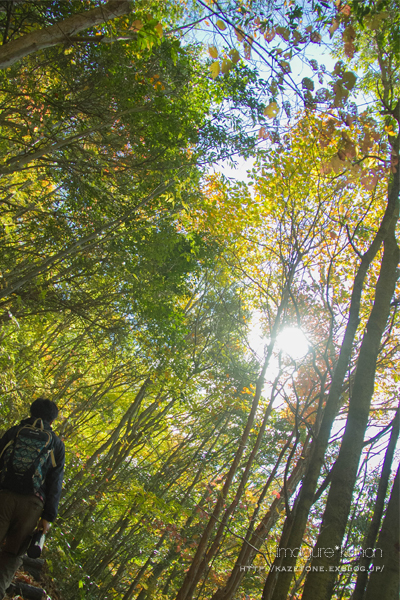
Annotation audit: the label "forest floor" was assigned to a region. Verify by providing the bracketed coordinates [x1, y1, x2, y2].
[5, 562, 63, 600]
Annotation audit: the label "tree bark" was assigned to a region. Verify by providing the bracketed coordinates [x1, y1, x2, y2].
[352, 405, 400, 600]
[174, 261, 302, 600]
[7, 582, 45, 599]
[364, 465, 400, 600]
[262, 225, 393, 600]
[0, 0, 133, 70]
[301, 163, 399, 600]
[174, 356, 269, 600]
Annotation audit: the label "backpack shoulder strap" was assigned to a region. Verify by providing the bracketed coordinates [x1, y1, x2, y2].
[0, 425, 23, 462]
[0, 439, 14, 462]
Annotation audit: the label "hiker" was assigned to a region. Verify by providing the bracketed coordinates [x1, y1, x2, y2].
[0, 398, 65, 598]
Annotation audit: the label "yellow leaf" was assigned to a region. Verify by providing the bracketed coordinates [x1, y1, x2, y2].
[130, 19, 143, 31]
[280, 60, 291, 73]
[229, 49, 240, 64]
[264, 102, 279, 119]
[384, 125, 396, 137]
[209, 61, 220, 79]
[216, 19, 227, 31]
[221, 59, 233, 74]
[264, 28, 275, 42]
[342, 71, 357, 90]
[276, 26, 290, 41]
[310, 31, 322, 43]
[208, 46, 218, 59]
[155, 23, 163, 38]
[292, 29, 302, 43]
[365, 12, 387, 30]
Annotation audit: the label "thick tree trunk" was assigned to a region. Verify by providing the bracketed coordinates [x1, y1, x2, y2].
[352, 406, 399, 600]
[7, 582, 45, 599]
[0, 0, 132, 70]
[364, 465, 400, 600]
[301, 168, 399, 600]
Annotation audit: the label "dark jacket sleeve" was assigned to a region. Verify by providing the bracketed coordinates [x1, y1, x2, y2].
[42, 435, 65, 522]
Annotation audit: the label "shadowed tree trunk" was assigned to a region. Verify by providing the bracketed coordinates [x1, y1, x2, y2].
[261, 119, 400, 599]
[364, 465, 400, 600]
[352, 405, 400, 600]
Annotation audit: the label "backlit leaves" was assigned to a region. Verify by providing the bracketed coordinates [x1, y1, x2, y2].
[209, 61, 220, 79]
[264, 101, 279, 119]
[215, 19, 227, 31]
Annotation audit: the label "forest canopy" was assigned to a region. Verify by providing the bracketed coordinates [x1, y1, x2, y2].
[0, 1, 398, 600]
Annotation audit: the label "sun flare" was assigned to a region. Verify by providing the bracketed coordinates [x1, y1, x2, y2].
[276, 328, 309, 359]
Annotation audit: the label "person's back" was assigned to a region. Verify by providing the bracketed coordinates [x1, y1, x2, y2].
[0, 398, 65, 599]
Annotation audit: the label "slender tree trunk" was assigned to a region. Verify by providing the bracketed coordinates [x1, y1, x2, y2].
[185, 391, 277, 598]
[124, 425, 230, 599]
[352, 405, 400, 600]
[364, 465, 400, 600]
[211, 445, 308, 600]
[0, 0, 133, 70]
[175, 254, 303, 600]
[174, 356, 269, 600]
[0, 181, 173, 301]
[301, 169, 399, 600]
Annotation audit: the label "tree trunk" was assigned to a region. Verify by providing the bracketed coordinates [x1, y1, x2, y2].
[0, 0, 132, 70]
[301, 165, 399, 600]
[364, 465, 400, 600]
[352, 405, 399, 600]
[212, 449, 308, 600]
[175, 255, 303, 600]
[7, 582, 45, 599]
